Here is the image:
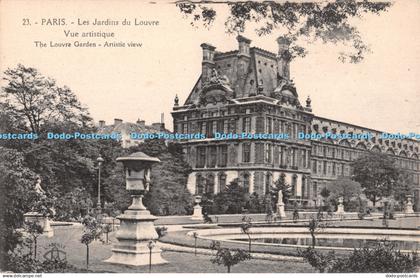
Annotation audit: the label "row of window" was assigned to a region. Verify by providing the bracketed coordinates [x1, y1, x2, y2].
[176, 116, 308, 139]
[312, 160, 351, 177]
[194, 143, 310, 168]
[195, 172, 313, 199]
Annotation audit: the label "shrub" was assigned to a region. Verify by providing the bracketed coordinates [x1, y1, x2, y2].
[331, 241, 418, 273]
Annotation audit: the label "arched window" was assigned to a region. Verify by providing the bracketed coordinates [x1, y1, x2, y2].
[206, 174, 215, 194]
[242, 173, 250, 193]
[218, 172, 227, 192]
[291, 174, 297, 197]
[265, 172, 272, 194]
[302, 176, 306, 198]
[196, 174, 204, 195]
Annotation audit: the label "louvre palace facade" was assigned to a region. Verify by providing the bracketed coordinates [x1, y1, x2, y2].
[171, 36, 420, 208]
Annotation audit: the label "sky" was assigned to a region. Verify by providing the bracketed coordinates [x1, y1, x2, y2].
[1, 0, 419, 134]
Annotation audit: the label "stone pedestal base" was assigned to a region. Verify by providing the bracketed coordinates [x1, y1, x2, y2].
[105, 195, 167, 266]
[336, 204, 345, 214]
[105, 242, 167, 266]
[405, 205, 414, 214]
[24, 212, 54, 237]
[276, 203, 287, 219]
[191, 205, 204, 221]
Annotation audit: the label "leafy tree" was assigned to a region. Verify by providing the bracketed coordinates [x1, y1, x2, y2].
[327, 177, 362, 210]
[330, 240, 418, 273]
[299, 247, 336, 273]
[352, 152, 401, 207]
[0, 147, 39, 268]
[80, 216, 103, 270]
[1, 64, 91, 134]
[272, 173, 292, 206]
[210, 241, 251, 273]
[24, 221, 43, 260]
[177, 1, 391, 63]
[213, 179, 248, 214]
[240, 216, 253, 253]
[127, 140, 194, 216]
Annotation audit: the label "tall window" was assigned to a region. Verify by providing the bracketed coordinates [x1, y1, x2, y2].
[219, 145, 228, 167]
[182, 123, 188, 133]
[196, 175, 204, 195]
[255, 143, 264, 163]
[265, 144, 272, 164]
[242, 117, 251, 133]
[291, 175, 297, 196]
[312, 160, 317, 173]
[229, 118, 237, 133]
[302, 150, 307, 168]
[265, 173, 272, 194]
[302, 176, 306, 198]
[208, 146, 217, 167]
[242, 173, 250, 193]
[205, 175, 215, 194]
[206, 121, 213, 138]
[243, 143, 251, 163]
[313, 182, 318, 199]
[266, 117, 273, 133]
[323, 161, 327, 175]
[218, 173, 226, 191]
[197, 146, 206, 168]
[217, 120, 224, 133]
[200, 122, 206, 137]
[256, 117, 265, 133]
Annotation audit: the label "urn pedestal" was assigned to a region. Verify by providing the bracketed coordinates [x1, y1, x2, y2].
[405, 196, 414, 214]
[336, 197, 345, 214]
[191, 195, 204, 221]
[191, 204, 204, 221]
[105, 195, 167, 266]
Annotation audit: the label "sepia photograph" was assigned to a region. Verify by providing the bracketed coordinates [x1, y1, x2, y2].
[0, 0, 419, 276]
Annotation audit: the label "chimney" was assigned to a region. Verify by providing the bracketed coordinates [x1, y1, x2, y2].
[276, 36, 292, 80]
[200, 43, 216, 83]
[98, 120, 105, 128]
[237, 35, 251, 58]
[136, 119, 145, 128]
[114, 118, 123, 126]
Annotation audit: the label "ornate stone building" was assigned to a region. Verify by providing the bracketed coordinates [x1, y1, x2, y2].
[171, 36, 420, 208]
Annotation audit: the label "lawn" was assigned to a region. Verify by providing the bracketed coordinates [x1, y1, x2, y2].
[36, 225, 315, 273]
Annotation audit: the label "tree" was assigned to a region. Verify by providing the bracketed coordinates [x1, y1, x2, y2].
[24, 221, 43, 260]
[352, 152, 401, 207]
[331, 240, 418, 273]
[80, 216, 103, 270]
[240, 216, 253, 253]
[177, 1, 391, 63]
[0, 147, 39, 268]
[131, 140, 193, 216]
[213, 179, 248, 214]
[210, 241, 251, 273]
[1, 64, 91, 134]
[327, 177, 362, 210]
[272, 173, 292, 206]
